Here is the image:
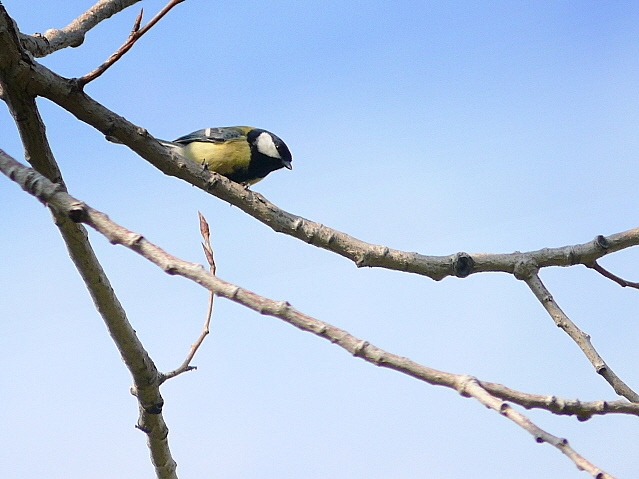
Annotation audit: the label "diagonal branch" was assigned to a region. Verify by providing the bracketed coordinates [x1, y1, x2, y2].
[0, 151, 619, 478]
[460, 377, 614, 479]
[4, 0, 639, 287]
[77, 0, 186, 86]
[1, 5, 636, 284]
[20, 57, 639, 281]
[18, 0, 143, 57]
[587, 260, 639, 290]
[524, 272, 639, 402]
[0, 9, 177, 476]
[5, 3, 637, 413]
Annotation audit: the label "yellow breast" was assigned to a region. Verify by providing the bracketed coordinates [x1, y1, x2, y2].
[181, 138, 251, 176]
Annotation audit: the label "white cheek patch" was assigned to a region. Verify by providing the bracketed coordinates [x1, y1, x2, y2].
[255, 132, 281, 159]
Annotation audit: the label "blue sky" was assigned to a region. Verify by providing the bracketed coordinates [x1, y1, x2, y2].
[2, 1, 639, 478]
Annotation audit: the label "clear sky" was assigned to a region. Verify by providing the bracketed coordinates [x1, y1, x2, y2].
[2, 1, 639, 478]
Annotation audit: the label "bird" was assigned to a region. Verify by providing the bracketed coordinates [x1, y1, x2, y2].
[159, 126, 292, 185]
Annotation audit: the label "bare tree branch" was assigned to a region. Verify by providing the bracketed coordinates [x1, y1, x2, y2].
[17, 0, 142, 57]
[161, 212, 216, 383]
[2, 4, 637, 475]
[0, 151, 620, 478]
[4, 3, 637, 407]
[524, 272, 639, 402]
[480, 380, 639, 420]
[15, 55, 639, 283]
[460, 377, 615, 479]
[587, 260, 639, 289]
[77, 0, 186, 86]
[1, 10, 635, 284]
[17, 51, 639, 282]
[0, 8, 177, 476]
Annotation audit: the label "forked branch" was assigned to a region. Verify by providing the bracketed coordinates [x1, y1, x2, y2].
[0, 150, 619, 479]
[76, 0, 185, 86]
[524, 272, 639, 402]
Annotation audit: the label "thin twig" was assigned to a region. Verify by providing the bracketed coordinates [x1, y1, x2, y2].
[524, 272, 639, 402]
[76, 0, 185, 86]
[587, 260, 639, 289]
[0, 151, 618, 478]
[161, 212, 216, 383]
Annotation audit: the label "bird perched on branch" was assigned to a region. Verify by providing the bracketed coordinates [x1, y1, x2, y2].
[159, 126, 292, 185]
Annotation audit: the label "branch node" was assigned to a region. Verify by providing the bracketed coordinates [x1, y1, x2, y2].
[144, 401, 164, 414]
[577, 412, 593, 422]
[513, 258, 538, 280]
[292, 217, 304, 231]
[355, 252, 368, 267]
[452, 252, 474, 277]
[594, 234, 609, 250]
[164, 267, 178, 275]
[275, 300, 291, 314]
[135, 423, 151, 434]
[456, 374, 477, 397]
[315, 324, 328, 335]
[206, 175, 220, 189]
[67, 201, 87, 222]
[352, 340, 369, 357]
[123, 233, 144, 247]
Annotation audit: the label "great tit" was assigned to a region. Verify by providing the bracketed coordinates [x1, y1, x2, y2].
[159, 126, 292, 185]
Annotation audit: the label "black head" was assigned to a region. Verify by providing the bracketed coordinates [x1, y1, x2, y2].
[247, 129, 293, 171]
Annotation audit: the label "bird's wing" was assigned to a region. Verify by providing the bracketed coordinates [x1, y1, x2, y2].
[172, 127, 252, 145]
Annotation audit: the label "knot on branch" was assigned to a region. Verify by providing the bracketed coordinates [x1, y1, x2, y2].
[513, 257, 538, 280]
[452, 252, 474, 278]
[67, 201, 88, 222]
[594, 234, 609, 251]
[143, 400, 164, 415]
[352, 340, 370, 357]
[130, 386, 164, 414]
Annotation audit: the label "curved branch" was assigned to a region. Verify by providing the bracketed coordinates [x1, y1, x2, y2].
[0, 152, 620, 477]
[0, 12, 636, 283]
[18, 0, 142, 57]
[19, 62, 639, 281]
[587, 260, 639, 289]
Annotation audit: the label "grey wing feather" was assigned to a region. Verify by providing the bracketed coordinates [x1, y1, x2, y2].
[172, 127, 245, 145]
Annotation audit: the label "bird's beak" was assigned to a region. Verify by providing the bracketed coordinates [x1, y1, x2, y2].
[283, 160, 292, 170]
